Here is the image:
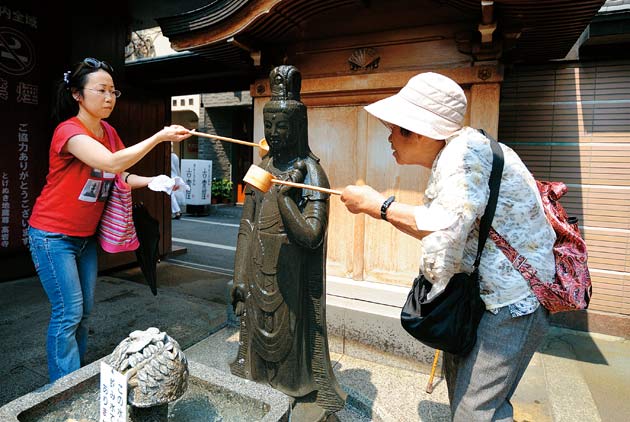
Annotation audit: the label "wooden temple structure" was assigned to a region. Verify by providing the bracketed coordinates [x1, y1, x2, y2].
[3, 0, 629, 337]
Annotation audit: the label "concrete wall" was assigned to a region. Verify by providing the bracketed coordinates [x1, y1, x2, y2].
[197, 91, 253, 181]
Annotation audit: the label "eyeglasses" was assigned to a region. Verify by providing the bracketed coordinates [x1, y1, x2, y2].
[81, 57, 114, 73]
[84, 88, 122, 98]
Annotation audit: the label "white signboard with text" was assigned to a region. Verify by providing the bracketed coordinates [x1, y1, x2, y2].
[100, 362, 128, 422]
[181, 159, 212, 205]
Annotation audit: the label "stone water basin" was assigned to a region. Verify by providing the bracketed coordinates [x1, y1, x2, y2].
[0, 360, 291, 422]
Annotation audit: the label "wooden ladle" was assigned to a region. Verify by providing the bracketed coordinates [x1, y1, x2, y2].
[243, 164, 341, 195]
[188, 130, 269, 157]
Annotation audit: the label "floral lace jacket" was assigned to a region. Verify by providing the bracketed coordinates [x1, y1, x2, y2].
[414, 127, 556, 316]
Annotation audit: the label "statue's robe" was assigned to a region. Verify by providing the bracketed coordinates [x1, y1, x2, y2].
[230, 154, 346, 412]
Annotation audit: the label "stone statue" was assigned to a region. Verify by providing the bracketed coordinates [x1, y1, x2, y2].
[230, 65, 347, 421]
[108, 327, 188, 421]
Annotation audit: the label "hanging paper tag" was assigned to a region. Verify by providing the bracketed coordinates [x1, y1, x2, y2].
[99, 362, 128, 422]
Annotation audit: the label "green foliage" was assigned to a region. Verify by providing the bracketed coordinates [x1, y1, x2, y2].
[211, 178, 233, 200]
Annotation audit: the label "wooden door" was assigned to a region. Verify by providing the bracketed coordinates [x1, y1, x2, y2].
[98, 96, 170, 271]
[308, 106, 429, 285]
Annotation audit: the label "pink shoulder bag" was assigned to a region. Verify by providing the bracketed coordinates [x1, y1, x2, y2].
[97, 124, 139, 253]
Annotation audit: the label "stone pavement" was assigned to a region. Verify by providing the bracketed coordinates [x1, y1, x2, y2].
[1, 261, 629, 421]
[0, 262, 231, 408]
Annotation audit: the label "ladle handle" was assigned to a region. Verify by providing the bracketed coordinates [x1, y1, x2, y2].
[189, 130, 262, 148]
[271, 179, 342, 195]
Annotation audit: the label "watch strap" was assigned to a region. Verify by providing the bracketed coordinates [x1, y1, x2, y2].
[380, 195, 396, 221]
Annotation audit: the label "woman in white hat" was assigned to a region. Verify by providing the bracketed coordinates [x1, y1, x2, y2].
[341, 72, 555, 421]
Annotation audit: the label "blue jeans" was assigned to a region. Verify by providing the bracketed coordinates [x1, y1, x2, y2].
[27, 226, 98, 383]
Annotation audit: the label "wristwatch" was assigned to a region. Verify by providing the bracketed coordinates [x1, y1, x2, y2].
[380, 195, 396, 221]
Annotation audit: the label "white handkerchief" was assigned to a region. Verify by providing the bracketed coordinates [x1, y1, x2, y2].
[148, 175, 190, 194]
[173, 176, 190, 192]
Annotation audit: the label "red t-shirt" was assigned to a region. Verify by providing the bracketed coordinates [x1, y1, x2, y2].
[29, 117, 125, 236]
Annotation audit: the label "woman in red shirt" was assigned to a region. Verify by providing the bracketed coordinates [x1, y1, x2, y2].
[28, 58, 190, 383]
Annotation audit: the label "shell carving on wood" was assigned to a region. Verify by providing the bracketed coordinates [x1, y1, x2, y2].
[348, 47, 380, 71]
[108, 327, 189, 407]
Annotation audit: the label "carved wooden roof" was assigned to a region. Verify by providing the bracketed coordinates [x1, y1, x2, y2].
[443, 0, 608, 62]
[157, 0, 606, 68]
[158, 0, 250, 34]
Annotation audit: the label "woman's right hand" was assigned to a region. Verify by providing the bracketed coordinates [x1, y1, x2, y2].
[340, 184, 386, 219]
[156, 125, 192, 143]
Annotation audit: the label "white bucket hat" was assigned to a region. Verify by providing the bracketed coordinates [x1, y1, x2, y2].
[364, 72, 467, 140]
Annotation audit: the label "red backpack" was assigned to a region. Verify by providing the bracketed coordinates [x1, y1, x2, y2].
[479, 129, 592, 314]
[489, 180, 593, 313]
[478, 129, 592, 313]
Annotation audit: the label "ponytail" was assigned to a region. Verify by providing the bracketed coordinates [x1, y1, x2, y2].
[51, 76, 78, 125]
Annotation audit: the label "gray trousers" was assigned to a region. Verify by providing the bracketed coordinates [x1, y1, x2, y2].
[443, 305, 549, 422]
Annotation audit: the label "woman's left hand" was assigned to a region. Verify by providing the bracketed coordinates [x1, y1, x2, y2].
[340, 185, 386, 219]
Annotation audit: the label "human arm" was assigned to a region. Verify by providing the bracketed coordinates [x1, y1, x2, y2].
[344, 132, 494, 290]
[340, 185, 434, 240]
[64, 125, 191, 174]
[120, 172, 152, 189]
[415, 134, 493, 289]
[122, 173, 186, 191]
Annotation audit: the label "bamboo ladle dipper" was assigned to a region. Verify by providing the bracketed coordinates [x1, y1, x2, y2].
[188, 129, 270, 157]
[243, 164, 341, 195]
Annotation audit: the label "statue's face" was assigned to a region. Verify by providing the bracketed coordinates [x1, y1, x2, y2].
[264, 111, 295, 153]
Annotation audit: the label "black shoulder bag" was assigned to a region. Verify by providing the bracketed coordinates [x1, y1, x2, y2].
[400, 136, 504, 356]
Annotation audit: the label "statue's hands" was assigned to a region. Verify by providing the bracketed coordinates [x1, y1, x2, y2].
[278, 160, 306, 195]
[230, 282, 247, 316]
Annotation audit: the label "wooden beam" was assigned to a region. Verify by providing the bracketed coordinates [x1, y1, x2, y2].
[470, 82, 501, 138]
[481, 1, 494, 25]
[251, 65, 504, 101]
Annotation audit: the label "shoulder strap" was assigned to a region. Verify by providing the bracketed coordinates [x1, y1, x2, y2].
[102, 122, 117, 152]
[474, 129, 504, 269]
[479, 130, 546, 288]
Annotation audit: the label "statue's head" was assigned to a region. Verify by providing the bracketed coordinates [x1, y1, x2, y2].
[263, 65, 310, 158]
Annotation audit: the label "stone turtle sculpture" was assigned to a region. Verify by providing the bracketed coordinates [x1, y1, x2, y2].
[108, 327, 188, 408]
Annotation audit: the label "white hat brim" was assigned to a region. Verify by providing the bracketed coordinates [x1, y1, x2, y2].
[364, 94, 462, 140]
